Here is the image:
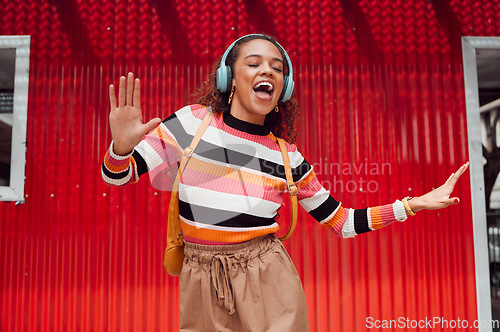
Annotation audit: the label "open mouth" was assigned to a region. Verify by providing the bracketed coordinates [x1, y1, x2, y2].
[253, 81, 274, 100]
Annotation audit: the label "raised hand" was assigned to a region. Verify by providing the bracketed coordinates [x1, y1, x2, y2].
[109, 72, 161, 155]
[408, 162, 469, 212]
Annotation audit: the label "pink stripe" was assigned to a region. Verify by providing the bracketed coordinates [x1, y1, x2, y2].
[330, 208, 349, 237]
[189, 104, 207, 120]
[105, 150, 129, 168]
[143, 135, 180, 159]
[181, 168, 282, 204]
[379, 203, 397, 226]
[297, 176, 323, 200]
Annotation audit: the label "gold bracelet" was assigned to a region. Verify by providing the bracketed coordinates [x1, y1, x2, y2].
[402, 196, 416, 216]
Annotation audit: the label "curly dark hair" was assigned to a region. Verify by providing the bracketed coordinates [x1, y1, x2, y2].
[192, 34, 300, 144]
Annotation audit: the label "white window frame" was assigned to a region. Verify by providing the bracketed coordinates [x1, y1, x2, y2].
[462, 36, 500, 332]
[0, 36, 30, 202]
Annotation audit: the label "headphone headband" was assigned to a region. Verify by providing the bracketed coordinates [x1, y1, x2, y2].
[216, 34, 295, 102]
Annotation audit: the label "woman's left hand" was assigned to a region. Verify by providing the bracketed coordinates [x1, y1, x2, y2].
[408, 162, 469, 213]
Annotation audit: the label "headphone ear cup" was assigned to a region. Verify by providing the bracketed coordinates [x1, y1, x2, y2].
[216, 65, 226, 92]
[280, 77, 295, 102]
[216, 65, 233, 93]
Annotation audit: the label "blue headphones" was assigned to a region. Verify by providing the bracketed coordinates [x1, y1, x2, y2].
[216, 34, 295, 103]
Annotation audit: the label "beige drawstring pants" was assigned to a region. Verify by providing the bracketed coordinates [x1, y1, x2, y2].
[179, 234, 309, 332]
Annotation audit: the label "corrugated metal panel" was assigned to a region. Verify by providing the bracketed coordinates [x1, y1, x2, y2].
[1, 0, 497, 330]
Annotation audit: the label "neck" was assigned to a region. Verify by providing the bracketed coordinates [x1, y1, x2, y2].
[229, 103, 267, 126]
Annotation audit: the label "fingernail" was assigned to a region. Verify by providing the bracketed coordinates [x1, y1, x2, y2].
[454, 198, 459, 203]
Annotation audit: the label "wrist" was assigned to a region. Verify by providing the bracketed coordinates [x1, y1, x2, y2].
[111, 141, 134, 157]
[408, 196, 425, 213]
[114, 147, 133, 156]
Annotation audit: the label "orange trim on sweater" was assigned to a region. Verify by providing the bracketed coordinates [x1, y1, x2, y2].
[180, 219, 279, 244]
[370, 207, 384, 229]
[322, 206, 345, 231]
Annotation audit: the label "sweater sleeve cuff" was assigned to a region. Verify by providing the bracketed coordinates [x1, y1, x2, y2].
[109, 141, 133, 160]
[393, 200, 408, 222]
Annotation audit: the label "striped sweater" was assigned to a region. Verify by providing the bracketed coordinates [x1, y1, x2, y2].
[102, 104, 408, 244]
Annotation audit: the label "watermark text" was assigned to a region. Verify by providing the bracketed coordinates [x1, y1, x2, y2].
[366, 316, 500, 329]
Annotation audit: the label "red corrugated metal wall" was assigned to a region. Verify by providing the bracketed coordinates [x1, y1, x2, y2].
[0, 0, 496, 331]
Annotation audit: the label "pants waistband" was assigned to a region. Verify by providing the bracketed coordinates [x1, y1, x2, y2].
[183, 234, 279, 265]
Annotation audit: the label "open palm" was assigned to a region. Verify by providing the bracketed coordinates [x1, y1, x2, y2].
[109, 72, 161, 155]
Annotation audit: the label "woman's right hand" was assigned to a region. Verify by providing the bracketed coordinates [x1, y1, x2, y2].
[108, 72, 161, 156]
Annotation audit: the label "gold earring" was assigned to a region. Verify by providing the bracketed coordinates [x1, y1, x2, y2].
[275, 105, 279, 112]
[228, 86, 235, 105]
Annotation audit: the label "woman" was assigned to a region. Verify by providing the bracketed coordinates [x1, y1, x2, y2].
[102, 34, 468, 331]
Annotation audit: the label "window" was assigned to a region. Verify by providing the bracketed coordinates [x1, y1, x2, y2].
[462, 36, 500, 328]
[0, 36, 30, 202]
